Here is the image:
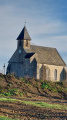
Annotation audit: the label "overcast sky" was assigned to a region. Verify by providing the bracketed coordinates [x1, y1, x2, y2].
[0, 0, 67, 73]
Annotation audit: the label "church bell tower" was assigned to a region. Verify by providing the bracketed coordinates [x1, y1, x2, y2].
[17, 26, 31, 52]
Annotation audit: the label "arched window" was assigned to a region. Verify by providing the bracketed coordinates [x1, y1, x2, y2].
[60, 68, 66, 80]
[54, 69, 57, 80]
[26, 40, 28, 47]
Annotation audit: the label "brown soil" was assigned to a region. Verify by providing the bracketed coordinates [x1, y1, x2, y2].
[0, 100, 67, 120]
[0, 73, 67, 100]
[0, 73, 67, 119]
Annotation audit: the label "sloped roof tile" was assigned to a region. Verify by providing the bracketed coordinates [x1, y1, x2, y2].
[9, 45, 66, 66]
[17, 26, 31, 40]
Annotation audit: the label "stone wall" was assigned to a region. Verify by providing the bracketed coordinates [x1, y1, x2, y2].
[24, 58, 37, 78]
[37, 63, 66, 82]
[7, 56, 37, 78]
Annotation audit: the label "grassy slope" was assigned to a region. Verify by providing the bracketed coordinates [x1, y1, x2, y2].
[0, 74, 67, 119]
[0, 116, 15, 120]
[0, 73, 67, 100]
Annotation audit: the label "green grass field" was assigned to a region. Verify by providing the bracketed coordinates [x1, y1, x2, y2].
[0, 97, 67, 110]
[0, 116, 17, 120]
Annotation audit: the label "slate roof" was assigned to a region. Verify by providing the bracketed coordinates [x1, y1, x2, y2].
[17, 26, 31, 40]
[9, 49, 22, 63]
[25, 45, 66, 66]
[9, 45, 66, 66]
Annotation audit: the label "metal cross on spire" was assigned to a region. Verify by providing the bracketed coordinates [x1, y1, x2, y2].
[22, 20, 27, 26]
[24, 20, 27, 26]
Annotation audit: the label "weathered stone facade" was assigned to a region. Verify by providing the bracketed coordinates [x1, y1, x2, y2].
[37, 64, 66, 81]
[7, 26, 66, 81]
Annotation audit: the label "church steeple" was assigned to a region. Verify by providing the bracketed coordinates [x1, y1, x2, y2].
[17, 26, 31, 49]
[17, 26, 31, 40]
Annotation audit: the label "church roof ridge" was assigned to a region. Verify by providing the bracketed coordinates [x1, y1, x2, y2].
[17, 26, 31, 40]
[30, 45, 66, 65]
[30, 45, 66, 66]
[30, 44, 56, 50]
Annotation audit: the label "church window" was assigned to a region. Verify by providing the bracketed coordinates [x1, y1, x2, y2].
[54, 69, 57, 80]
[60, 68, 66, 80]
[26, 40, 28, 47]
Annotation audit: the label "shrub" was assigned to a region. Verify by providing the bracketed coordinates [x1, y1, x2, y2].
[41, 81, 58, 92]
[9, 89, 19, 95]
[3, 89, 19, 97]
[4, 92, 11, 96]
[41, 82, 50, 89]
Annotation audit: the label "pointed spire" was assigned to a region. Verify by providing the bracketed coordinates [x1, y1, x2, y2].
[17, 26, 31, 40]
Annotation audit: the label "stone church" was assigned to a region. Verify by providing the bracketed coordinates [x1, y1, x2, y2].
[7, 26, 66, 81]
